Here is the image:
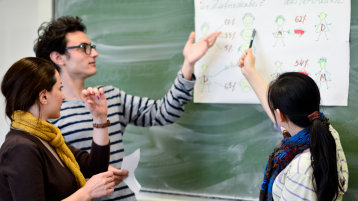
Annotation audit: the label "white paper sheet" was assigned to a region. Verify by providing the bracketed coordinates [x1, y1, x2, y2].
[194, 0, 351, 106]
[121, 149, 141, 195]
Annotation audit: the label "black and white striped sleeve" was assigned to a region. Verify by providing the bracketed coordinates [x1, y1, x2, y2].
[120, 70, 195, 126]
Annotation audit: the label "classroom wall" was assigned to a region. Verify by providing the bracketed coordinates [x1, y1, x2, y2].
[0, 0, 52, 145]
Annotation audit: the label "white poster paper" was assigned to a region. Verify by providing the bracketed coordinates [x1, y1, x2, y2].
[194, 0, 350, 106]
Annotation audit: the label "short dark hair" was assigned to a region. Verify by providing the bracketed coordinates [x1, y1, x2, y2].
[1, 57, 59, 121]
[34, 16, 86, 64]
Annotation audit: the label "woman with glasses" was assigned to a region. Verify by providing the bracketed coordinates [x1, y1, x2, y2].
[0, 57, 117, 201]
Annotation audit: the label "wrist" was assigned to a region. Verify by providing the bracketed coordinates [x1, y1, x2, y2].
[92, 115, 108, 123]
[243, 66, 257, 77]
[181, 59, 194, 80]
[183, 58, 195, 66]
[93, 119, 110, 128]
[77, 187, 92, 201]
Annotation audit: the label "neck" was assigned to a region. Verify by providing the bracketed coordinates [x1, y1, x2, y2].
[60, 71, 85, 100]
[284, 122, 305, 136]
[27, 104, 48, 121]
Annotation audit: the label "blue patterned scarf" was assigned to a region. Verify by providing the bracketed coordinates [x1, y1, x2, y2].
[259, 127, 310, 201]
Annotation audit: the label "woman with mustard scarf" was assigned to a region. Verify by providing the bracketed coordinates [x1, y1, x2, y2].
[0, 57, 116, 201]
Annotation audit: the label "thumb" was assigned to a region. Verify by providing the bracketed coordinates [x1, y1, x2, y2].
[186, 32, 195, 45]
[81, 89, 88, 100]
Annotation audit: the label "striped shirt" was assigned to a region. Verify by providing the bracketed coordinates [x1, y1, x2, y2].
[272, 125, 349, 201]
[50, 71, 195, 201]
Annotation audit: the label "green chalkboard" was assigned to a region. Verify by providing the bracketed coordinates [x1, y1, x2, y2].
[55, 0, 358, 200]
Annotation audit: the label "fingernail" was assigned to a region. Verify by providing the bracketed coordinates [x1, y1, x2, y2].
[96, 95, 100, 100]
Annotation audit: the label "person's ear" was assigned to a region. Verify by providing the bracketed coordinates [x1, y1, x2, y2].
[49, 51, 65, 67]
[275, 109, 287, 123]
[38, 90, 48, 105]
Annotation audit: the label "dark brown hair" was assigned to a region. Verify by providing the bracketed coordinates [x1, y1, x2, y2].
[1, 57, 59, 121]
[34, 16, 86, 65]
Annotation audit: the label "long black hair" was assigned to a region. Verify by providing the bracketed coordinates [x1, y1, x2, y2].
[267, 72, 342, 201]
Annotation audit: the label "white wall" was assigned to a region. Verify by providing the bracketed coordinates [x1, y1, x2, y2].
[0, 0, 52, 145]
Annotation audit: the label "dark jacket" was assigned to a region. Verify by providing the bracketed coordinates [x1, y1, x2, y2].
[0, 128, 110, 201]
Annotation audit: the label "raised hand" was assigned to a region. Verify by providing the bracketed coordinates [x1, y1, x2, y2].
[181, 32, 221, 80]
[81, 87, 107, 120]
[237, 48, 274, 122]
[183, 32, 221, 65]
[238, 48, 256, 77]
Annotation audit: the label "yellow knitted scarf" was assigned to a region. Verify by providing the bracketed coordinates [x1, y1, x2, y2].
[11, 110, 86, 188]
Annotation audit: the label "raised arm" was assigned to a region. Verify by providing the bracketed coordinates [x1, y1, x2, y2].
[181, 31, 221, 80]
[63, 87, 115, 201]
[238, 48, 275, 123]
[81, 87, 109, 145]
[118, 32, 221, 126]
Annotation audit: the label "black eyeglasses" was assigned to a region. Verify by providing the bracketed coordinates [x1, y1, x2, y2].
[65, 43, 96, 55]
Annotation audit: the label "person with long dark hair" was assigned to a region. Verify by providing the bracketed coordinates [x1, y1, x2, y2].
[0, 57, 116, 201]
[238, 49, 348, 201]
